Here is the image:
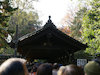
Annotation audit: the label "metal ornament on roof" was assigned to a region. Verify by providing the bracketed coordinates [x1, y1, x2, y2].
[48, 16, 52, 23]
[44, 16, 56, 28]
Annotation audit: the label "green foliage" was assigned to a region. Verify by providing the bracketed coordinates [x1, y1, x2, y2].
[74, 50, 92, 59]
[0, 0, 17, 49]
[11, 0, 37, 11]
[8, 9, 42, 37]
[7, 0, 42, 37]
[0, 47, 14, 54]
[70, 7, 87, 41]
[82, 0, 100, 56]
[0, 0, 41, 55]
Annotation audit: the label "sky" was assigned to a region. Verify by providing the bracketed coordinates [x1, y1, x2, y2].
[1, 0, 79, 27]
[34, 0, 79, 27]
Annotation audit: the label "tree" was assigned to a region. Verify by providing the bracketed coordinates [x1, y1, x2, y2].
[0, 0, 41, 55]
[59, 0, 78, 39]
[0, 0, 17, 49]
[8, 9, 41, 37]
[8, 0, 42, 38]
[59, 26, 71, 35]
[82, 0, 100, 56]
[70, 7, 87, 41]
[11, 0, 37, 12]
[60, 0, 86, 40]
[60, 0, 92, 59]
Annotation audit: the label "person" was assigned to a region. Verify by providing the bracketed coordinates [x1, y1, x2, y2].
[57, 66, 65, 75]
[62, 64, 84, 75]
[37, 63, 52, 75]
[52, 63, 59, 75]
[84, 60, 100, 75]
[30, 65, 37, 75]
[0, 58, 29, 75]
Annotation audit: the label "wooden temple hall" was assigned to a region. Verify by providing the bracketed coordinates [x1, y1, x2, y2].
[11, 16, 88, 64]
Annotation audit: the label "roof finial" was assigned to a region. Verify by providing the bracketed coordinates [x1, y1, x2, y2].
[44, 16, 56, 28]
[49, 16, 51, 20]
[48, 16, 52, 23]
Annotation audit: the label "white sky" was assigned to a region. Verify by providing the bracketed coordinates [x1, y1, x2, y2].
[34, 0, 79, 27]
[1, 0, 79, 27]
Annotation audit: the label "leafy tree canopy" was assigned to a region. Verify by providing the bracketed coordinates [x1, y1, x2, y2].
[8, 0, 42, 38]
[0, 0, 17, 49]
[70, 7, 87, 41]
[82, 0, 100, 56]
[8, 9, 42, 38]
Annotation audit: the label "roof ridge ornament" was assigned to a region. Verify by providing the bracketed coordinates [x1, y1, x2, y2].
[44, 16, 56, 28]
[48, 16, 52, 23]
[49, 16, 51, 20]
